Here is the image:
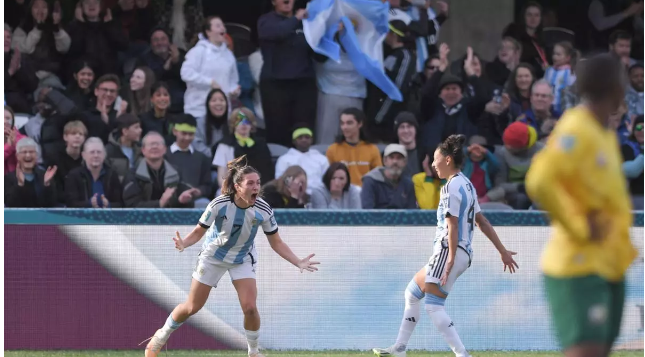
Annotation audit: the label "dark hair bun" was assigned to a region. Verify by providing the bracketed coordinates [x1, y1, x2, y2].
[447, 134, 467, 149]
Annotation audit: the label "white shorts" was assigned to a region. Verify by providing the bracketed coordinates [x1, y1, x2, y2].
[191, 255, 257, 288]
[425, 244, 471, 295]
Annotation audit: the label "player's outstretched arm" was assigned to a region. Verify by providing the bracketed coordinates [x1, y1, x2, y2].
[267, 232, 320, 273]
[475, 212, 519, 273]
[173, 225, 208, 252]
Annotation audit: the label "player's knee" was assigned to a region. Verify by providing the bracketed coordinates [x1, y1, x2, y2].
[405, 279, 425, 304]
[241, 302, 258, 317]
[424, 293, 446, 313]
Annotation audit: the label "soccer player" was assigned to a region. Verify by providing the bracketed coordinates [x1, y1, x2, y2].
[373, 135, 519, 357]
[525, 54, 637, 357]
[143, 155, 320, 357]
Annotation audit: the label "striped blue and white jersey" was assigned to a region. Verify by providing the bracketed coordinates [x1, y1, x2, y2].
[198, 195, 278, 264]
[434, 172, 481, 257]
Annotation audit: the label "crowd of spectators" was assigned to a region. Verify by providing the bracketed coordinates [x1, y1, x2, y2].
[4, 0, 644, 210]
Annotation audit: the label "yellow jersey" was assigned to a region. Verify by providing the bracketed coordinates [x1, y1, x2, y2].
[412, 172, 445, 209]
[525, 106, 637, 282]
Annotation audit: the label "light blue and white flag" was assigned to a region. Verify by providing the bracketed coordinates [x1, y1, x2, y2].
[303, 0, 403, 102]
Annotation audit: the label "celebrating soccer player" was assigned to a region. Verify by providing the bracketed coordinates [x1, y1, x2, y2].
[143, 156, 320, 357]
[526, 54, 637, 357]
[373, 135, 519, 357]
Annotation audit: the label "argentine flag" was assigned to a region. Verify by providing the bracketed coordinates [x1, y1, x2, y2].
[303, 0, 403, 102]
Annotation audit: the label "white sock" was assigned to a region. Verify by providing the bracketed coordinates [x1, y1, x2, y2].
[159, 314, 184, 340]
[394, 280, 424, 351]
[245, 329, 260, 354]
[425, 294, 468, 357]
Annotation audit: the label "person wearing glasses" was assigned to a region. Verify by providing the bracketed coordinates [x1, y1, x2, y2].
[83, 74, 128, 144]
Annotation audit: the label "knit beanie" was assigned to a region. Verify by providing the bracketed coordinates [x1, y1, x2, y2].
[503, 122, 537, 149]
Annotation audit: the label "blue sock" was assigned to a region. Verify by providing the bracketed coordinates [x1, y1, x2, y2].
[164, 314, 184, 331]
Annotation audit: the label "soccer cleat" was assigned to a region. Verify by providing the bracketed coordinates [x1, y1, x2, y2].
[372, 346, 406, 357]
[143, 329, 169, 357]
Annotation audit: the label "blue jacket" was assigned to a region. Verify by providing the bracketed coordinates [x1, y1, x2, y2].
[361, 167, 416, 209]
[517, 108, 562, 137]
[462, 149, 499, 191]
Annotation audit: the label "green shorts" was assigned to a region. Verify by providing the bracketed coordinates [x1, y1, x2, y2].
[544, 275, 625, 350]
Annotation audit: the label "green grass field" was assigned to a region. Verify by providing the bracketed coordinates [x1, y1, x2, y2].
[4, 351, 644, 357]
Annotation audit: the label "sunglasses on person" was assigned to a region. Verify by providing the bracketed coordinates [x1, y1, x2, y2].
[426, 65, 438, 71]
[636, 123, 644, 132]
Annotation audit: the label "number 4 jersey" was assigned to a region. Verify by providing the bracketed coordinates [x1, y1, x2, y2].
[435, 172, 481, 258]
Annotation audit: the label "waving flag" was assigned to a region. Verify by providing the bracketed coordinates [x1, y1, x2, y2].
[303, 0, 403, 102]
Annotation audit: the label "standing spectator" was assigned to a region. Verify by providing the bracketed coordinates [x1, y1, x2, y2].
[193, 89, 229, 158]
[65, 137, 123, 208]
[122, 66, 155, 116]
[258, 0, 317, 147]
[139, 81, 175, 145]
[4, 106, 27, 174]
[66, 0, 129, 77]
[165, 114, 212, 207]
[588, 1, 643, 53]
[136, 27, 186, 113]
[310, 162, 362, 209]
[43, 120, 87, 199]
[505, 63, 536, 117]
[626, 62, 644, 118]
[326, 108, 382, 187]
[11, 0, 70, 92]
[84, 74, 128, 143]
[621, 115, 644, 210]
[365, 20, 416, 143]
[543, 42, 577, 113]
[560, 57, 587, 112]
[5, 138, 58, 207]
[275, 124, 329, 194]
[64, 60, 96, 111]
[262, 165, 308, 209]
[314, 21, 366, 145]
[5, 23, 39, 113]
[461, 136, 499, 203]
[212, 108, 274, 190]
[122, 131, 192, 208]
[408, 56, 441, 116]
[394, 112, 423, 177]
[153, 0, 203, 51]
[361, 144, 416, 209]
[517, 79, 561, 139]
[181, 16, 239, 119]
[608, 30, 637, 69]
[412, 148, 445, 210]
[485, 37, 522, 88]
[503, 1, 548, 77]
[106, 113, 142, 182]
[110, 0, 154, 51]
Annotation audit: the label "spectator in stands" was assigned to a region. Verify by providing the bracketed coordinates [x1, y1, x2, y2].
[106, 113, 142, 183]
[193, 89, 229, 158]
[154, 0, 203, 51]
[453, 46, 497, 99]
[166, 114, 212, 207]
[5, 23, 39, 113]
[485, 122, 543, 209]
[262, 165, 309, 209]
[610, 101, 631, 145]
[485, 37, 521, 88]
[412, 148, 445, 210]
[111, 0, 154, 49]
[225, 34, 256, 118]
[505, 63, 536, 117]
[517, 79, 561, 140]
[589, 2, 643, 54]
[462, 136, 499, 203]
[84, 74, 128, 143]
[136, 27, 186, 113]
[181, 16, 239, 119]
[326, 108, 382, 187]
[44, 120, 86, 199]
[64, 60, 95, 111]
[543, 42, 577, 114]
[626, 62, 644, 118]
[503, 1, 548, 77]
[122, 131, 192, 208]
[608, 30, 637, 68]
[314, 20, 366, 145]
[310, 162, 362, 209]
[361, 144, 416, 209]
[408, 56, 441, 116]
[5, 138, 58, 207]
[365, 20, 416, 143]
[258, 0, 317, 148]
[560, 57, 586, 112]
[66, 0, 128, 77]
[621, 115, 644, 210]
[139, 81, 175, 145]
[477, 89, 512, 146]
[212, 108, 273, 190]
[11, 0, 70, 93]
[275, 124, 329, 194]
[394, 112, 422, 177]
[4, 106, 27, 174]
[65, 137, 123, 208]
[122, 66, 155, 116]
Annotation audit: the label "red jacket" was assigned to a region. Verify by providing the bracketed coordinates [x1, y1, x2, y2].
[4, 129, 28, 174]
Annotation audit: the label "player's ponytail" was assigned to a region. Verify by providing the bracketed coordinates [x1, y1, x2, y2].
[438, 134, 467, 168]
[221, 155, 260, 196]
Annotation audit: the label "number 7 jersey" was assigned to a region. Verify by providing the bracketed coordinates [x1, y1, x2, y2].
[435, 172, 481, 257]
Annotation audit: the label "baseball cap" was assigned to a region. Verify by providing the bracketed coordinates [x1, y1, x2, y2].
[383, 143, 407, 158]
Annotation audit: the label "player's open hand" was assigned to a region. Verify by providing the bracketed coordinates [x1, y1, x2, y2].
[297, 253, 320, 273]
[501, 250, 518, 273]
[440, 258, 454, 286]
[173, 231, 185, 252]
